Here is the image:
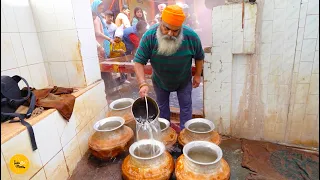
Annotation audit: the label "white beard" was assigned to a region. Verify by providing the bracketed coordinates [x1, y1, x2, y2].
[156, 26, 183, 56]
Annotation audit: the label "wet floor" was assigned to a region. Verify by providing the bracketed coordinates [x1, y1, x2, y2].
[102, 73, 203, 113]
[69, 136, 250, 180]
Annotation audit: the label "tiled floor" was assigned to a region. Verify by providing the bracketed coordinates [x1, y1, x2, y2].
[69, 137, 251, 180]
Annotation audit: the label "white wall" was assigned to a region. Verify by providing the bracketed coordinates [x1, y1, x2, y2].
[204, 0, 319, 148]
[1, 0, 48, 89]
[30, 0, 101, 87]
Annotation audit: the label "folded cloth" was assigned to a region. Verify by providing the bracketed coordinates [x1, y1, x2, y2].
[23, 86, 75, 120]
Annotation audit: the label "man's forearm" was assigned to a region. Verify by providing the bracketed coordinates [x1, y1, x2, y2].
[195, 60, 204, 76]
[134, 62, 146, 84]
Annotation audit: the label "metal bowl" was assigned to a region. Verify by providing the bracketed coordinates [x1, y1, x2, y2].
[183, 141, 223, 166]
[158, 118, 170, 132]
[185, 118, 215, 134]
[129, 139, 165, 160]
[109, 98, 134, 111]
[93, 116, 125, 132]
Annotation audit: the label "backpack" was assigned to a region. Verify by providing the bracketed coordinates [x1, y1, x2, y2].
[1, 75, 37, 151]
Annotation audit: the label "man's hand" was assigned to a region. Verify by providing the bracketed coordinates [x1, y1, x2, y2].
[139, 85, 149, 97]
[192, 75, 201, 88]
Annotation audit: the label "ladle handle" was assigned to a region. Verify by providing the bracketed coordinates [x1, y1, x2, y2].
[145, 96, 148, 120]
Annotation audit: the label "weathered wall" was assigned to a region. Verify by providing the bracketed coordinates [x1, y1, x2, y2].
[204, 0, 319, 149]
[1, 0, 48, 89]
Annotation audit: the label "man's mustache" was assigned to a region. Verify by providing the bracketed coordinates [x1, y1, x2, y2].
[162, 35, 177, 41]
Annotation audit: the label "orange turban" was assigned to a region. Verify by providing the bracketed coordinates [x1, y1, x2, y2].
[161, 5, 186, 27]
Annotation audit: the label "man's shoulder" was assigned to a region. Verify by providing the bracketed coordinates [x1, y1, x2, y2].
[144, 24, 158, 36]
[182, 25, 199, 38]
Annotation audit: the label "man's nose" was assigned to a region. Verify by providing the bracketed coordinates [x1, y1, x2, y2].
[167, 30, 173, 36]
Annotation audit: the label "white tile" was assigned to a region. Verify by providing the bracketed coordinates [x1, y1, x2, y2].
[306, 94, 319, 114]
[1, 68, 20, 77]
[33, 113, 62, 165]
[1, 33, 18, 71]
[260, 43, 271, 55]
[297, 62, 313, 83]
[44, 62, 53, 86]
[65, 61, 86, 87]
[236, 64, 247, 83]
[295, 84, 310, 104]
[44, 151, 69, 180]
[260, 54, 271, 65]
[54, 110, 77, 147]
[304, 15, 319, 39]
[307, 0, 319, 15]
[54, 0, 76, 30]
[284, 19, 299, 42]
[312, 52, 319, 73]
[316, 36, 319, 51]
[244, 3, 257, 20]
[1, 8, 8, 33]
[19, 66, 33, 88]
[77, 124, 91, 157]
[232, 31, 244, 54]
[29, 63, 49, 89]
[262, 0, 274, 20]
[82, 57, 101, 86]
[77, 29, 97, 59]
[49, 62, 70, 87]
[222, 5, 233, 20]
[37, 33, 47, 62]
[30, 169, 46, 180]
[2, 130, 43, 180]
[302, 39, 317, 52]
[285, 0, 301, 19]
[292, 104, 306, 123]
[271, 32, 285, 55]
[35, 0, 58, 31]
[299, 2, 308, 27]
[268, 75, 280, 95]
[296, 28, 305, 51]
[280, 63, 293, 84]
[301, 51, 316, 62]
[212, 6, 222, 24]
[301, 39, 317, 62]
[1, 152, 11, 180]
[10, 33, 27, 67]
[62, 137, 82, 175]
[1, 1, 18, 32]
[221, 20, 233, 42]
[261, 21, 273, 43]
[59, 30, 81, 61]
[309, 73, 319, 94]
[273, 9, 286, 32]
[283, 43, 296, 64]
[13, 0, 37, 32]
[72, 0, 94, 29]
[244, 19, 255, 42]
[274, 0, 287, 9]
[42, 31, 64, 62]
[294, 51, 301, 73]
[269, 55, 282, 75]
[20, 33, 43, 65]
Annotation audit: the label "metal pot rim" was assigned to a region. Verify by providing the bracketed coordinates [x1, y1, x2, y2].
[158, 118, 170, 132]
[131, 96, 160, 123]
[183, 141, 223, 165]
[93, 116, 125, 132]
[109, 98, 135, 111]
[129, 139, 165, 160]
[184, 118, 215, 134]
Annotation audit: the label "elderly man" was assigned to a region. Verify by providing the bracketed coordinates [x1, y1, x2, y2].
[134, 5, 204, 130]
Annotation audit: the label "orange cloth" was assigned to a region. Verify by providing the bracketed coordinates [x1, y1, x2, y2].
[161, 5, 186, 27]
